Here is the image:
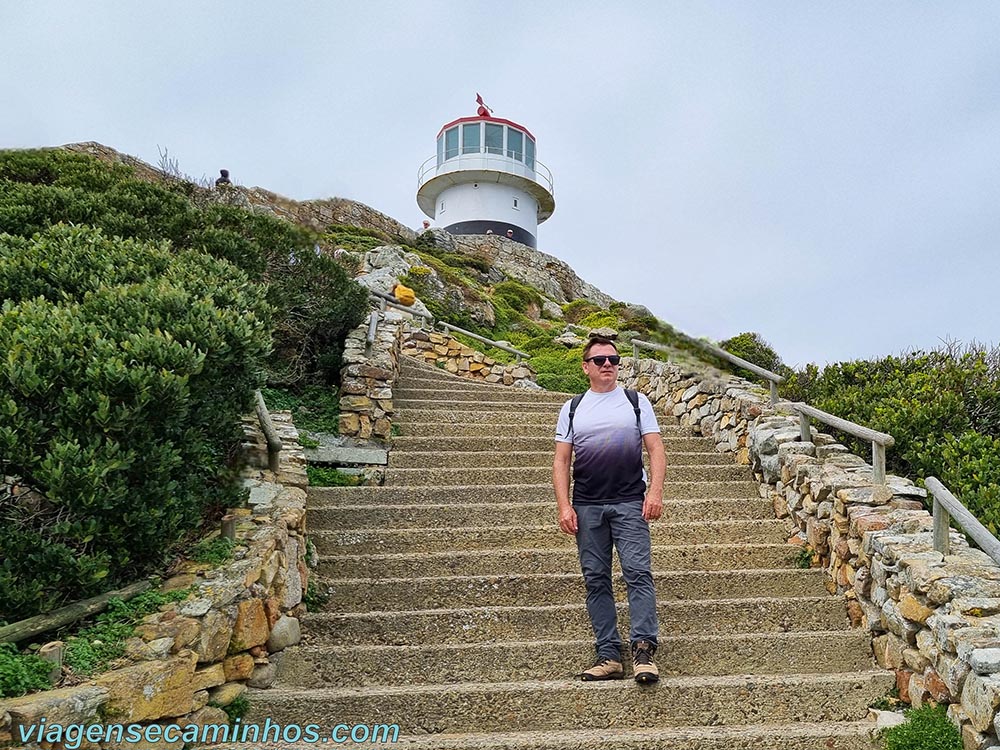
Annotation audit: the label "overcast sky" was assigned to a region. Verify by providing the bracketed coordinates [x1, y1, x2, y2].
[5, 1, 998, 368]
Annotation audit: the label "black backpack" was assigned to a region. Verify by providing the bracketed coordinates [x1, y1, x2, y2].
[567, 388, 642, 437]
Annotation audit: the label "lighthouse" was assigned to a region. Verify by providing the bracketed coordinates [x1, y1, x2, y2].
[416, 95, 555, 248]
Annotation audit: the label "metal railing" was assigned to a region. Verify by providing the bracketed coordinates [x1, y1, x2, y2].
[254, 389, 282, 473]
[439, 321, 530, 362]
[417, 151, 555, 196]
[369, 291, 434, 331]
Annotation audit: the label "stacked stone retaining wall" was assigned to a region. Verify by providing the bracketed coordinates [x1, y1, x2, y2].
[621, 354, 1000, 749]
[337, 310, 406, 441]
[401, 329, 537, 386]
[0, 415, 308, 749]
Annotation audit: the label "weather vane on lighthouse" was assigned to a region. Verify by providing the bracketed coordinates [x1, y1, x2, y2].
[416, 95, 555, 248]
[475, 93, 493, 117]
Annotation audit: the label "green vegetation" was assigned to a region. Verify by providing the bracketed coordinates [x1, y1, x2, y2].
[719, 331, 784, 377]
[303, 577, 331, 611]
[261, 385, 341, 434]
[881, 704, 961, 750]
[0, 643, 53, 698]
[299, 434, 321, 449]
[0, 149, 367, 621]
[871, 685, 905, 712]
[306, 466, 362, 487]
[189, 536, 236, 566]
[783, 343, 1000, 533]
[218, 694, 251, 726]
[793, 547, 814, 569]
[325, 223, 391, 254]
[63, 588, 192, 677]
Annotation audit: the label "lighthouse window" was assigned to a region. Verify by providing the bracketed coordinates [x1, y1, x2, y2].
[444, 127, 459, 160]
[436, 135, 443, 166]
[485, 123, 504, 155]
[525, 138, 535, 170]
[507, 129, 523, 162]
[462, 123, 480, 154]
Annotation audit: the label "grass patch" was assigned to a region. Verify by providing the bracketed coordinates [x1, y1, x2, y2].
[881, 704, 960, 750]
[189, 536, 235, 566]
[63, 588, 193, 677]
[306, 466, 362, 487]
[299, 434, 320, 449]
[261, 385, 340, 434]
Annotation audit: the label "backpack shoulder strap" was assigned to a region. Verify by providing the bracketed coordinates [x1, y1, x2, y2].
[624, 388, 642, 429]
[567, 392, 586, 436]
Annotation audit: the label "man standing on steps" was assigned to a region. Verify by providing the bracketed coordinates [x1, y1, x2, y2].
[552, 336, 666, 684]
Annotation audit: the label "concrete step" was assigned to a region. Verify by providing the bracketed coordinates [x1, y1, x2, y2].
[397, 409, 562, 426]
[324, 569, 828, 611]
[316, 543, 800, 577]
[383, 465, 751, 486]
[307, 481, 759, 504]
[393, 423, 688, 438]
[248, 672, 893, 733]
[396, 388, 571, 403]
[308, 499, 772, 532]
[310, 723, 881, 750]
[301, 597, 853, 643]
[307, 519, 787, 553]
[397, 375, 567, 395]
[390, 435, 717, 453]
[280, 631, 874, 687]
[397, 399, 565, 413]
[389, 450, 730, 468]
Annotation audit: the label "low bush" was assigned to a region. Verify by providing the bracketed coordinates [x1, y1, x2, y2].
[783, 344, 1000, 532]
[881, 704, 961, 750]
[719, 331, 783, 376]
[0, 643, 52, 698]
[306, 466, 362, 487]
[0, 225, 268, 620]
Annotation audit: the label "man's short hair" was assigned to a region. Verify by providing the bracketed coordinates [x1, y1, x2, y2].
[582, 336, 618, 359]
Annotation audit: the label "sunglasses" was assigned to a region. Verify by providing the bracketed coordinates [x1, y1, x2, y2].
[584, 355, 621, 366]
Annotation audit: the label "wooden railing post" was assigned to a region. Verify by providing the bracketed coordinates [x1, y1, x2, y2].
[872, 441, 887, 485]
[933, 494, 951, 556]
[799, 412, 811, 443]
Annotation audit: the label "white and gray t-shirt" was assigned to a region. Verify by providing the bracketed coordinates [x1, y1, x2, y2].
[555, 387, 660, 504]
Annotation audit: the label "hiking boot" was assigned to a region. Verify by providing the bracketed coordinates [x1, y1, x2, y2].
[632, 641, 659, 684]
[581, 657, 624, 681]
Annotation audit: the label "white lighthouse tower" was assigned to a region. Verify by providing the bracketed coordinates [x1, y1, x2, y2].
[417, 95, 555, 248]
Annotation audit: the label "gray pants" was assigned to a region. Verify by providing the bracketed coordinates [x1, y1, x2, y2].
[574, 500, 659, 660]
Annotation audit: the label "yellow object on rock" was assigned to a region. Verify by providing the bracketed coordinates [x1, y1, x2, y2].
[393, 284, 416, 306]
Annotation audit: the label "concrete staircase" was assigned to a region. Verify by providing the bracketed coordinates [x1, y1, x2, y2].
[251, 356, 891, 748]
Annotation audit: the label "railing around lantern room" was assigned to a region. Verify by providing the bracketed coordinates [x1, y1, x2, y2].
[417, 150, 555, 196]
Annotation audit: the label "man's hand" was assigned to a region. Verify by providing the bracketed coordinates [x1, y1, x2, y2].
[559, 505, 578, 535]
[642, 493, 663, 522]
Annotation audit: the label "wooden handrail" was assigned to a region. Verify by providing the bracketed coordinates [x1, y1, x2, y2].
[926, 477, 1000, 562]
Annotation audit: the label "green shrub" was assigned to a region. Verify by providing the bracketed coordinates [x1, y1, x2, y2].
[783, 344, 1000, 532]
[531, 347, 590, 394]
[578, 310, 622, 331]
[0, 643, 53, 698]
[562, 300, 601, 323]
[325, 223, 390, 254]
[493, 281, 542, 313]
[881, 704, 961, 750]
[719, 331, 783, 376]
[0, 149, 368, 385]
[0, 225, 268, 620]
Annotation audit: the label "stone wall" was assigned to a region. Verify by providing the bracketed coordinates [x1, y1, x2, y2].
[618, 356, 765, 463]
[401, 329, 537, 386]
[338, 309, 406, 441]
[621, 354, 1000, 749]
[452, 234, 615, 307]
[0, 414, 308, 749]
